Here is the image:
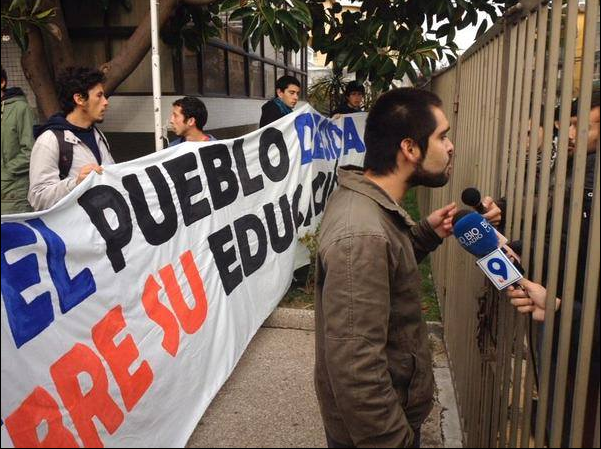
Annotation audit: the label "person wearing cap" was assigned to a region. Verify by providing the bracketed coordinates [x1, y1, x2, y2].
[331, 81, 365, 117]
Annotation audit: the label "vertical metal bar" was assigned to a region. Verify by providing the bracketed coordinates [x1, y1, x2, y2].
[519, 8, 549, 446]
[532, 0, 563, 285]
[504, 18, 528, 238]
[508, 11, 538, 448]
[535, 1, 579, 446]
[498, 23, 518, 199]
[594, 394, 600, 448]
[488, 35, 506, 449]
[150, 0, 163, 151]
[552, 2, 599, 444]
[569, 139, 599, 448]
[467, 51, 484, 446]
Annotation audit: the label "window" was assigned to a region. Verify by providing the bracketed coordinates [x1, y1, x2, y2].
[202, 45, 227, 95]
[264, 65, 275, 97]
[228, 52, 246, 96]
[64, 8, 307, 99]
[249, 59, 263, 97]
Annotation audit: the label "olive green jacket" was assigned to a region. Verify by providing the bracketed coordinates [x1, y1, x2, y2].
[314, 167, 442, 447]
[1, 90, 36, 214]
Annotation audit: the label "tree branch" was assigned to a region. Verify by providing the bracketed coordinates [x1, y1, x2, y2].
[21, 24, 59, 119]
[99, 0, 181, 95]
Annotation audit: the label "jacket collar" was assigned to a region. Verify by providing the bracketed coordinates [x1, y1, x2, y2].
[337, 166, 416, 226]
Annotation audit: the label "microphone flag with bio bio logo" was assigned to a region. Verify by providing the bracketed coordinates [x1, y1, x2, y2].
[452, 210, 499, 257]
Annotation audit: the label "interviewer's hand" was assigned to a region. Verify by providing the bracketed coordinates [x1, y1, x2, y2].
[482, 196, 502, 227]
[427, 202, 457, 239]
[506, 278, 561, 321]
[76, 164, 103, 185]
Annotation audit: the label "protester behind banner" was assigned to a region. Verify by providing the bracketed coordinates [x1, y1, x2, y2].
[1, 105, 367, 448]
[259, 76, 301, 128]
[168, 96, 216, 147]
[28, 67, 114, 211]
[1, 66, 37, 214]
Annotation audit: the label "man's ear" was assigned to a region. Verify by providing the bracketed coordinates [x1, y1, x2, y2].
[399, 138, 421, 164]
[73, 93, 86, 107]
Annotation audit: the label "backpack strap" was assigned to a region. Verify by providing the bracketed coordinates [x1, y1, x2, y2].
[94, 126, 111, 154]
[51, 130, 75, 180]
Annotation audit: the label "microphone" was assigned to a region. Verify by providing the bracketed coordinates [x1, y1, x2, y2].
[461, 187, 487, 214]
[452, 210, 499, 257]
[452, 210, 524, 289]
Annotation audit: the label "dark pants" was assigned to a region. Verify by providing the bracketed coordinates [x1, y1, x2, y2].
[326, 427, 421, 448]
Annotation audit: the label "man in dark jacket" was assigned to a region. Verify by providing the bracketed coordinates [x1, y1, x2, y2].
[314, 88, 457, 448]
[1, 66, 37, 214]
[331, 81, 365, 116]
[259, 75, 301, 127]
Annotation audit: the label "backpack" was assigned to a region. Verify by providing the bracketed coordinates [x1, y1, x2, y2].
[50, 129, 110, 180]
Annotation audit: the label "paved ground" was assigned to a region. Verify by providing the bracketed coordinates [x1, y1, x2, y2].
[187, 310, 462, 448]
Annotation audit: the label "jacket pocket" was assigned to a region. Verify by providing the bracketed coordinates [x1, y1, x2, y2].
[389, 352, 416, 407]
[406, 353, 434, 409]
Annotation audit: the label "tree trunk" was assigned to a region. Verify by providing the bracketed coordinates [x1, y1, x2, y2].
[21, 25, 60, 119]
[100, 0, 180, 95]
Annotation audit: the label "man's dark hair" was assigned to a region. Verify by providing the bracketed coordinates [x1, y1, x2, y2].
[56, 67, 106, 115]
[345, 81, 365, 97]
[275, 75, 301, 93]
[364, 88, 443, 175]
[1, 66, 6, 85]
[173, 96, 208, 130]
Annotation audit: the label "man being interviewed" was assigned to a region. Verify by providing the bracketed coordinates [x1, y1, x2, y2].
[314, 88, 457, 448]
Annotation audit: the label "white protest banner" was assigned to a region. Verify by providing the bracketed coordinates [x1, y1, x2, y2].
[1, 104, 366, 448]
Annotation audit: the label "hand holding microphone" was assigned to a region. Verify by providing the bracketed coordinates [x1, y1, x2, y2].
[506, 279, 561, 322]
[461, 187, 502, 227]
[451, 210, 523, 289]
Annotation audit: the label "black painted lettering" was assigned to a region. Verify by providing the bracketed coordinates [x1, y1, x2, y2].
[233, 139, 264, 197]
[200, 144, 240, 210]
[123, 167, 178, 246]
[264, 194, 294, 253]
[208, 225, 243, 295]
[233, 214, 267, 277]
[78, 186, 132, 273]
[163, 152, 211, 226]
[259, 128, 289, 183]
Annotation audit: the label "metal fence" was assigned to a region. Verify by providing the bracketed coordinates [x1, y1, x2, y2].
[418, 1, 600, 446]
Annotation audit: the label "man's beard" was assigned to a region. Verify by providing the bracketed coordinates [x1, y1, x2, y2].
[408, 159, 450, 188]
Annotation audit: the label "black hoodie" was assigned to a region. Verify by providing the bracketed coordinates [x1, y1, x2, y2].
[1, 87, 27, 102]
[34, 113, 102, 165]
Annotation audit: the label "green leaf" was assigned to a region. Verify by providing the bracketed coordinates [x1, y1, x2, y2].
[476, 19, 489, 38]
[349, 55, 366, 73]
[291, 0, 312, 21]
[435, 23, 451, 39]
[34, 8, 54, 20]
[230, 6, 254, 22]
[242, 14, 260, 43]
[250, 22, 265, 51]
[31, 0, 41, 14]
[276, 10, 298, 34]
[290, 9, 312, 27]
[220, 0, 241, 12]
[263, 6, 275, 26]
[9, 0, 26, 13]
[377, 57, 395, 76]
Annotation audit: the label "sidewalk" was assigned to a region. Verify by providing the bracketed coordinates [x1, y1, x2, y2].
[186, 309, 462, 448]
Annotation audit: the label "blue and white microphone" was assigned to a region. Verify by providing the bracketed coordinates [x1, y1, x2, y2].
[452, 210, 523, 290]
